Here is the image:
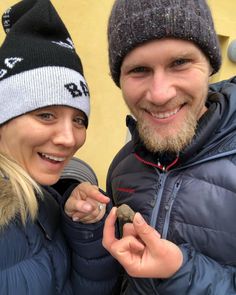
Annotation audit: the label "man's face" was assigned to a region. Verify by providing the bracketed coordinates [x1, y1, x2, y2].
[120, 38, 212, 153]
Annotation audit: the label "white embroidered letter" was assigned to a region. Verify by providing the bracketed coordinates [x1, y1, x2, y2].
[5, 57, 23, 69]
[0, 69, 7, 79]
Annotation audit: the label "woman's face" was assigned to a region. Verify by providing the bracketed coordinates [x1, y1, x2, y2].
[0, 106, 86, 185]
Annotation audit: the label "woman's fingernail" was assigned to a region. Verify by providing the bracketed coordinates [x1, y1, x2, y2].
[135, 212, 145, 224]
[73, 217, 79, 222]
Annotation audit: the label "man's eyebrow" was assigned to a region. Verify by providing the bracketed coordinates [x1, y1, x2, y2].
[172, 51, 195, 58]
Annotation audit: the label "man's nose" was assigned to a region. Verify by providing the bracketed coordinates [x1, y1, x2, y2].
[147, 71, 177, 104]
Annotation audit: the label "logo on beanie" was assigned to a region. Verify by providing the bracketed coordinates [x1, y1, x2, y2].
[65, 81, 90, 98]
[2, 7, 12, 33]
[0, 57, 23, 79]
[52, 38, 75, 50]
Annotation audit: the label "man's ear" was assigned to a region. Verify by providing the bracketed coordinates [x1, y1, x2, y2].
[209, 64, 214, 77]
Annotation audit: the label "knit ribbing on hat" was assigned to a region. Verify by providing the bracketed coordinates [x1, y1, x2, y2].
[108, 0, 222, 87]
[0, 66, 90, 125]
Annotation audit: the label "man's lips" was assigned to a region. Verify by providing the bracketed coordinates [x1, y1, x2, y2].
[150, 106, 181, 119]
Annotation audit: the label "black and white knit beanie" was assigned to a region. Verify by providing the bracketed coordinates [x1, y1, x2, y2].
[0, 0, 90, 126]
[108, 0, 222, 87]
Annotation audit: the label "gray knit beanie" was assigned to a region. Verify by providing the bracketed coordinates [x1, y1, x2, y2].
[0, 0, 90, 126]
[108, 0, 222, 87]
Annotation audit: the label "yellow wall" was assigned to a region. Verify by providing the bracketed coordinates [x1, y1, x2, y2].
[208, 0, 236, 82]
[0, 1, 235, 189]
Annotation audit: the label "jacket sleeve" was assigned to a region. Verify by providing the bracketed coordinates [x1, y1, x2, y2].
[156, 243, 236, 294]
[59, 184, 122, 295]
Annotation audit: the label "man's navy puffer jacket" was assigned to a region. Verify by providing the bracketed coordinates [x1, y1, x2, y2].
[107, 77, 236, 294]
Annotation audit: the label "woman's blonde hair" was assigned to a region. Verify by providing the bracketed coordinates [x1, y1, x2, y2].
[0, 153, 42, 225]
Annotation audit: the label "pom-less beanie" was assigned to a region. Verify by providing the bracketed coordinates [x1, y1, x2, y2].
[108, 0, 222, 87]
[0, 0, 90, 126]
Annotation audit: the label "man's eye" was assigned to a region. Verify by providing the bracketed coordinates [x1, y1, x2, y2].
[130, 66, 149, 73]
[172, 59, 190, 67]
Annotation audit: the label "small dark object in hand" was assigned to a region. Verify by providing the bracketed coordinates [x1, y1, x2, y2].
[116, 204, 135, 223]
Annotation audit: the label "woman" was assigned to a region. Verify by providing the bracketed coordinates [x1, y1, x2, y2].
[0, 0, 119, 294]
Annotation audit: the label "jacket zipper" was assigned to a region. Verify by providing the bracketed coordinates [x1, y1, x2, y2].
[162, 179, 182, 239]
[150, 169, 167, 228]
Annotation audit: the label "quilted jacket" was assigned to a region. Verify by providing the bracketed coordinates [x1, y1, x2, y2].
[107, 77, 236, 294]
[0, 180, 119, 295]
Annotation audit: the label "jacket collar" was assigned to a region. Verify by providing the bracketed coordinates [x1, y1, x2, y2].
[37, 187, 60, 240]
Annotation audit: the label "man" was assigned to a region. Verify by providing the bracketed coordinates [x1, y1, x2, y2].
[102, 0, 236, 294]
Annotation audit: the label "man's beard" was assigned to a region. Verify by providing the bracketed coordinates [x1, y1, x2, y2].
[136, 111, 197, 153]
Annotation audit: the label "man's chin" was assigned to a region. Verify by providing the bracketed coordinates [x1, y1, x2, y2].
[138, 124, 195, 154]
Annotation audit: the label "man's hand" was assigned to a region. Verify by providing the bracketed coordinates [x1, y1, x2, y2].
[102, 207, 183, 278]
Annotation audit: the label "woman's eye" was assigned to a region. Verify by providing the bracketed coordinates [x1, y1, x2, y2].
[36, 113, 54, 120]
[74, 117, 86, 127]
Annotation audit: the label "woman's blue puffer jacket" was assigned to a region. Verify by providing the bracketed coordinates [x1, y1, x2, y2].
[0, 182, 119, 295]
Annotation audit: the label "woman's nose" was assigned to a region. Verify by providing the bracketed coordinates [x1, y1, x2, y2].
[52, 122, 76, 147]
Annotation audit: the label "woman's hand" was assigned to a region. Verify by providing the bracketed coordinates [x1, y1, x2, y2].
[64, 182, 110, 223]
[102, 207, 183, 278]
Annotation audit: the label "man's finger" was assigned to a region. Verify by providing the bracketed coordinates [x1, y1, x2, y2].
[133, 213, 161, 249]
[123, 223, 136, 237]
[102, 207, 118, 250]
